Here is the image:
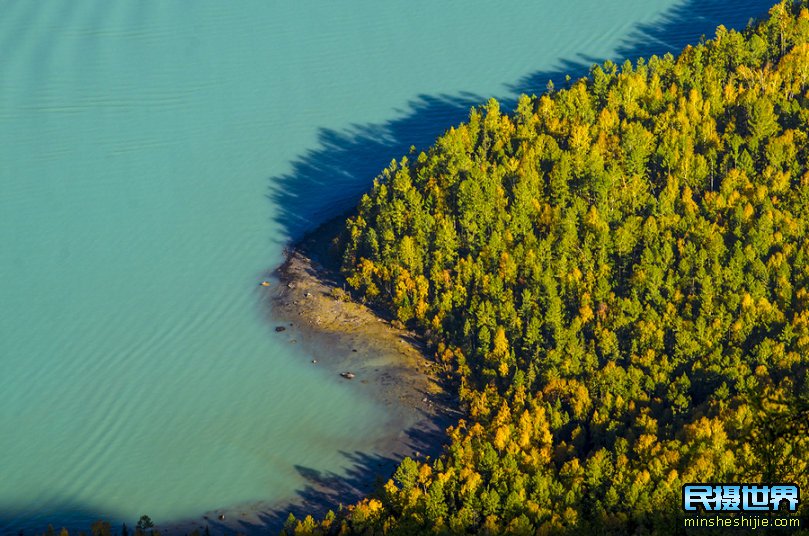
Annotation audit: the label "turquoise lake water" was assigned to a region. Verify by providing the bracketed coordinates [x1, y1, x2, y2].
[0, 1, 773, 532]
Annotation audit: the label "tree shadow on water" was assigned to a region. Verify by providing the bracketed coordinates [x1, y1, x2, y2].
[0, 503, 121, 536]
[267, 92, 484, 242]
[233, 412, 451, 535]
[269, 0, 774, 243]
[253, 452, 400, 533]
[512, 0, 775, 96]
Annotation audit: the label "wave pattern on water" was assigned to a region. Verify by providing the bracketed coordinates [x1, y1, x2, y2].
[0, 0, 774, 533]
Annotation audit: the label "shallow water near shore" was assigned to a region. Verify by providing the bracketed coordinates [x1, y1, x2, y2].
[0, 1, 774, 532]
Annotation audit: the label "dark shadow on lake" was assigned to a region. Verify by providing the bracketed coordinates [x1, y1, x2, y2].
[512, 0, 774, 97]
[0, 503, 122, 536]
[268, 0, 775, 244]
[231, 412, 452, 535]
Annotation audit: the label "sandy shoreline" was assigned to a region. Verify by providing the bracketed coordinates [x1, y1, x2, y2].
[270, 250, 447, 418]
[161, 221, 459, 535]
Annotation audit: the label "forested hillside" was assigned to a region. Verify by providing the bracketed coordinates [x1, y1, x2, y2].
[286, 1, 809, 534]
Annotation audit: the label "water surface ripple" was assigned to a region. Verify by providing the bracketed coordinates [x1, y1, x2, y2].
[0, 1, 772, 532]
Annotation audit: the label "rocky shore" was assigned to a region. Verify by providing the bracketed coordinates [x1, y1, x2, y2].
[267, 215, 462, 423]
[167, 220, 460, 535]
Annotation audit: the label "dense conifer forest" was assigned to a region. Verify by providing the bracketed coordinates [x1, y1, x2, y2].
[29, 1, 809, 535]
[286, 1, 809, 533]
